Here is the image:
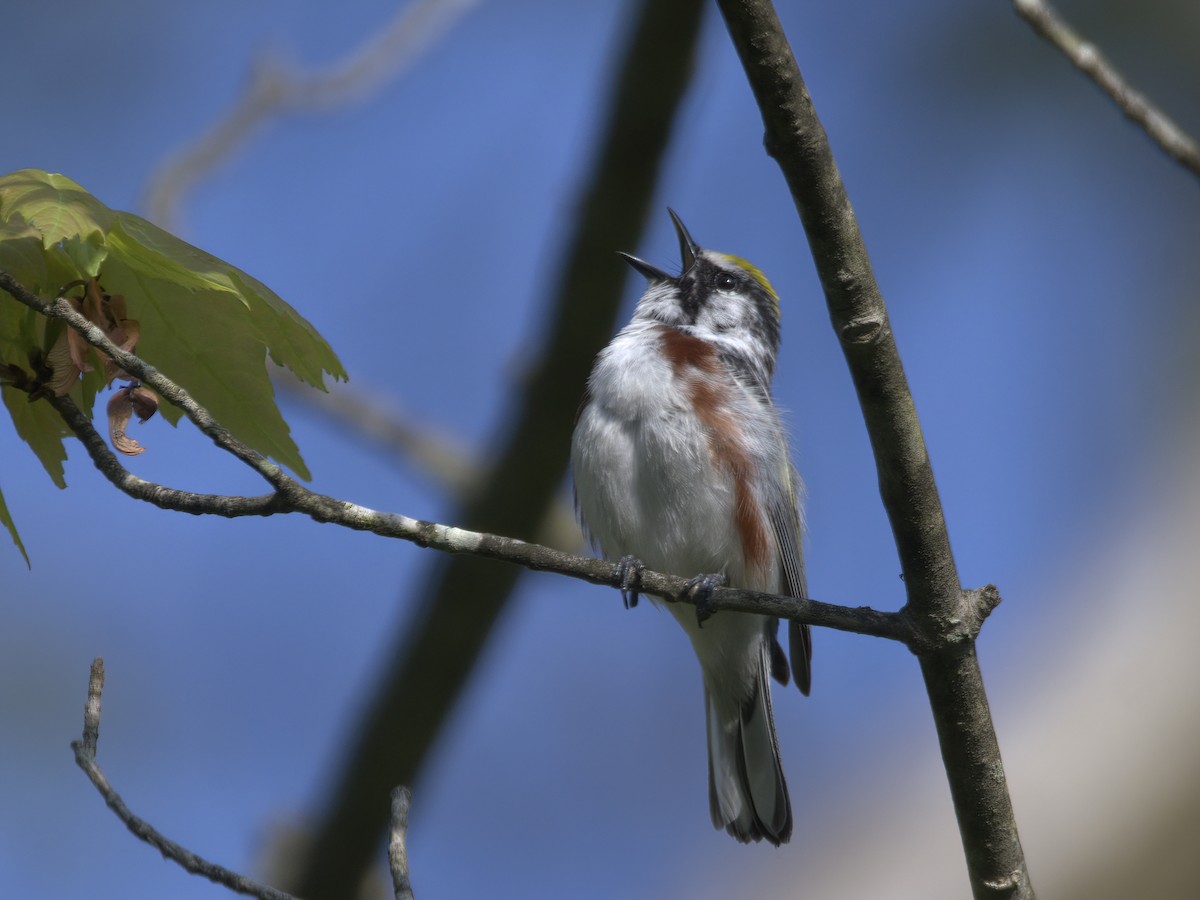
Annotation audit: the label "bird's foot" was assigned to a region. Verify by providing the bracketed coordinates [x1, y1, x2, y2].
[614, 555, 645, 609]
[684, 572, 726, 627]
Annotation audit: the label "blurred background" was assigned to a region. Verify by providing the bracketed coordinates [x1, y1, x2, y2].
[2, 0, 1198, 897]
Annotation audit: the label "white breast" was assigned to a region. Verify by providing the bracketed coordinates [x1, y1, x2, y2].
[571, 321, 758, 586]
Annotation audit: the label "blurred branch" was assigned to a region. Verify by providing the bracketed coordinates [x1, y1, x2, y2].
[0, 269, 924, 644]
[71, 658, 300, 900]
[1013, 0, 1200, 177]
[388, 787, 415, 900]
[290, 0, 712, 893]
[275, 375, 477, 495]
[715, 1, 1032, 898]
[143, 0, 481, 229]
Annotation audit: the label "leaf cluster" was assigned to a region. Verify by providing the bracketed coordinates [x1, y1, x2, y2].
[0, 168, 347, 563]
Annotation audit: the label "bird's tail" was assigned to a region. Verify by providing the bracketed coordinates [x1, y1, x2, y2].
[704, 648, 792, 845]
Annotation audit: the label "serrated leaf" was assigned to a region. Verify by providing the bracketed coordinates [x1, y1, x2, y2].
[105, 213, 346, 386]
[0, 482, 30, 567]
[0, 168, 346, 480]
[101, 259, 314, 478]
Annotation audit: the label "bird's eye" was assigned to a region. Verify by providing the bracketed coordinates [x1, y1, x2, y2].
[716, 272, 736, 290]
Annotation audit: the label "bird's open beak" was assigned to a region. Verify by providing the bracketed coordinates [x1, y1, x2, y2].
[618, 251, 672, 283]
[618, 209, 701, 282]
[667, 208, 699, 273]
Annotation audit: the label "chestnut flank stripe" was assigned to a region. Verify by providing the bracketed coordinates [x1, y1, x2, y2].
[658, 326, 770, 575]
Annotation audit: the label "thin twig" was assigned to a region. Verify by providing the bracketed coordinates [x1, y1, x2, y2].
[0, 268, 921, 646]
[715, 1, 1032, 897]
[144, 0, 482, 228]
[47, 386, 914, 643]
[274, 374, 587, 551]
[71, 658, 300, 900]
[1014, 0, 1200, 177]
[81, 656, 104, 757]
[45, 392, 285, 518]
[388, 787, 415, 900]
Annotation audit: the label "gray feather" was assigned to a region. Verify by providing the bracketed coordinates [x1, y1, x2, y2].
[768, 462, 812, 696]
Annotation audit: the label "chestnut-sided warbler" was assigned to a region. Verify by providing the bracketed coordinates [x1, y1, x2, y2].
[571, 210, 810, 845]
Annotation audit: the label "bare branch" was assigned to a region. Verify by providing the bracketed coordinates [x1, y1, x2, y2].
[292, 2, 716, 890]
[47, 409, 912, 643]
[1014, 0, 1200, 177]
[388, 787, 415, 900]
[714, 1, 1032, 897]
[71, 658, 300, 900]
[144, 0, 482, 228]
[81, 656, 104, 757]
[0, 268, 917, 648]
[45, 392, 283, 518]
[275, 374, 584, 551]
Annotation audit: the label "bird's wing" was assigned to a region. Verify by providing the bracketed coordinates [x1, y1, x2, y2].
[768, 461, 811, 696]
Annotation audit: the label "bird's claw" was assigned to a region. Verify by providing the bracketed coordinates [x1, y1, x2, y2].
[684, 572, 725, 627]
[614, 555, 645, 609]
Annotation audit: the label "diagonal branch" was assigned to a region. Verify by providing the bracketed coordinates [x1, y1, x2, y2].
[1, 265, 922, 646]
[715, 2, 1032, 898]
[0, 270, 295, 494]
[274, 375, 479, 496]
[144, 0, 482, 229]
[46, 392, 283, 518]
[290, 1, 714, 895]
[1014, 0, 1200, 178]
[72, 658, 301, 900]
[0, 265, 945, 650]
[274, 375, 583, 552]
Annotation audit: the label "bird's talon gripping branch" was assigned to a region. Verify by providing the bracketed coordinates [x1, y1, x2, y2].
[684, 572, 726, 627]
[614, 555, 645, 609]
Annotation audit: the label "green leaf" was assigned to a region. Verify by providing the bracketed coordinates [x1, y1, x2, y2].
[0, 168, 346, 486]
[0, 482, 30, 568]
[0, 219, 50, 365]
[104, 211, 347, 387]
[1, 385, 69, 487]
[101, 258, 315, 479]
[0, 169, 112, 278]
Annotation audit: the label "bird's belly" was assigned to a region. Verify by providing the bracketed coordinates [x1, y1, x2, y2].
[579, 406, 745, 580]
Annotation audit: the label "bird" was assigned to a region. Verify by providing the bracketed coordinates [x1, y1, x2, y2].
[571, 209, 810, 846]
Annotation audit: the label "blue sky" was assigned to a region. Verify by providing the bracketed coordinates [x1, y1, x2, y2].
[2, 1, 1198, 897]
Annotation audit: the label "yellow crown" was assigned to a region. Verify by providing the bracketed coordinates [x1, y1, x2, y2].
[713, 252, 779, 311]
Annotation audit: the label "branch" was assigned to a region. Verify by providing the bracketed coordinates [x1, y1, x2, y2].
[388, 787, 415, 900]
[715, 2, 1031, 897]
[143, 0, 481, 228]
[1014, 0, 1200, 177]
[290, 2, 715, 895]
[45, 392, 284, 518]
[0, 268, 917, 645]
[274, 374, 593, 551]
[0, 272, 291, 493]
[71, 658, 300, 900]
